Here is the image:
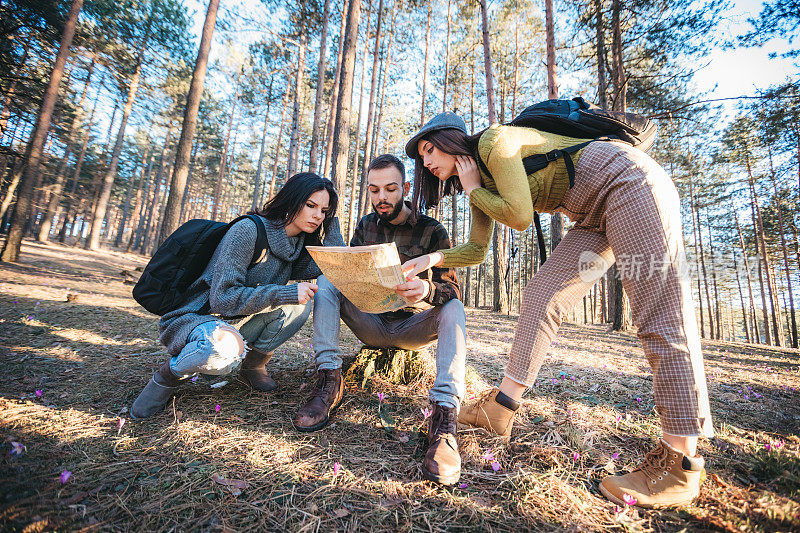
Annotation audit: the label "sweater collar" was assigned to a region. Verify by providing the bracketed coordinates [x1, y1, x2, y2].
[263, 218, 305, 262]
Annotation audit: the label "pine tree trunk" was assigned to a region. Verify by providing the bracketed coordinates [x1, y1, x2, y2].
[689, 177, 713, 337]
[251, 77, 274, 210]
[212, 84, 239, 220]
[768, 148, 795, 346]
[115, 156, 141, 247]
[707, 223, 722, 339]
[287, 34, 307, 177]
[358, 0, 384, 219]
[420, 1, 432, 126]
[269, 79, 291, 199]
[1, 0, 83, 261]
[331, 0, 362, 213]
[159, 0, 219, 244]
[370, 4, 396, 162]
[141, 127, 174, 253]
[37, 54, 96, 242]
[594, 0, 607, 109]
[125, 158, 146, 252]
[323, 6, 348, 178]
[732, 251, 751, 343]
[442, 0, 451, 112]
[733, 208, 760, 342]
[132, 152, 155, 251]
[746, 152, 780, 345]
[85, 11, 153, 251]
[308, 0, 331, 173]
[350, 0, 374, 225]
[610, 0, 626, 111]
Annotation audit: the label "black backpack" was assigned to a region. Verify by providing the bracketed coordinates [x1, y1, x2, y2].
[132, 214, 268, 316]
[475, 97, 658, 264]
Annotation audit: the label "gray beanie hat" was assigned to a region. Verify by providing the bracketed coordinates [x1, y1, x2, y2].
[405, 112, 468, 159]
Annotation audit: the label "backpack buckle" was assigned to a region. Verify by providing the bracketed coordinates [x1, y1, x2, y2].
[544, 149, 561, 162]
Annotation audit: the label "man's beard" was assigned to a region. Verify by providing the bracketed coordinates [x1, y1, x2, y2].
[374, 199, 404, 222]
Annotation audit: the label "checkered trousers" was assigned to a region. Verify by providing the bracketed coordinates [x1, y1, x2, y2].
[506, 141, 714, 438]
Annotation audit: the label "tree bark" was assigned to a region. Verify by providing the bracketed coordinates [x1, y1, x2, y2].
[1, 0, 83, 261]
[442, 0, 451, 112]
[611, 0, 626, 111]
[308, 0, 331, 173]
[733, 208, 760, 342]
[251, 76, 274, 210]
[420, 0, 432, 126]
[323, 5, 348, 178]
[269, 78, 292, 199]
[594, 0, 608, 109]
[287, 33, 307, 177]
[358, 0, 384, 219]
[142, 125, 175, 253]
[159, 0, 219, 244]
[86, 6, 155, 252]
[212, 82, 239, 220]
[330, 0, 362, 214]
[350, 0, 374, 225]
[745, 150, 780, 345]
[37, 54, 96, 242]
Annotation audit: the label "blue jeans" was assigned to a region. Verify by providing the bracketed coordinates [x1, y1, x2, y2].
[169, 302, 312, 379]
[312, 275, 466, 409]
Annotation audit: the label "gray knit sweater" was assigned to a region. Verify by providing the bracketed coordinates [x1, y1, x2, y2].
[159, 216, 344, 355]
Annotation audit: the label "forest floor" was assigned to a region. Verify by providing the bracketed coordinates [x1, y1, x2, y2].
[0, 239, 799, 532]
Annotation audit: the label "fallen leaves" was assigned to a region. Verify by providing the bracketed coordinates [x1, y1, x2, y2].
[211, 474, 249, 496]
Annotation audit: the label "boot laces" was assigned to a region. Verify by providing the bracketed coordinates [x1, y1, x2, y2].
[313, 370, 336, 399]
[431, 405, 456, 437]
[638, 443, 671, 482]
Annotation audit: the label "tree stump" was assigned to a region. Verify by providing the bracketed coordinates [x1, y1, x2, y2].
[344, 345, 435, 388]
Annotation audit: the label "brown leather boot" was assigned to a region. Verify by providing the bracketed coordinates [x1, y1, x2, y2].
[458, 387, 516, 436]
[238, 347, 277, 392]
[293, 368, 344, 432]
[600, 440, 706, 509]
[130, 362, 184, 419]
[422, 403, 461, 485]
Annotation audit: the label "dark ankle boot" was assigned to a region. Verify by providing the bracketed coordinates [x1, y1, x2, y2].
[238, 347, 277, 392]
[422, 403, 461, 485]
[130, 362, 183, 419]
[293, 368, 344, 432]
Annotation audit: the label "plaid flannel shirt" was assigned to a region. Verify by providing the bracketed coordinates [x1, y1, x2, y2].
[351, 202, 461, 318]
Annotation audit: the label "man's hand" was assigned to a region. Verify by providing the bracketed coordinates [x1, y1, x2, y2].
[296, 282, 318, 304]
[394, 277, 430, 304]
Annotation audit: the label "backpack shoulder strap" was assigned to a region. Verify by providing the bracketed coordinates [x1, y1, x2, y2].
[474, 149, 549, 265]
[228, 214, 269, 265]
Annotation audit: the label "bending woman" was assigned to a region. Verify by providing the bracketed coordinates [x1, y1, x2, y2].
[131, 172, 343, 418]
[402, 112, 713, 509]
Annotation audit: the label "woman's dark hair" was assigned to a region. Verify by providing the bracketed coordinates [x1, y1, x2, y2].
[250, 172, 338, 245]
[411, 127, 483, 212]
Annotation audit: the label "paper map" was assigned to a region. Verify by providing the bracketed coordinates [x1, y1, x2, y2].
[306, 243, 409, 313]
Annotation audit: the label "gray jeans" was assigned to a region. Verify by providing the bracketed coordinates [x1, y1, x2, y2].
[312, 275, 466, 409]
[169, 302, 312, 379]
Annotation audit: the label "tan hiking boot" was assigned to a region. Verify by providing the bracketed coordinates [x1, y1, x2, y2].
[458, 388, 516, 436]
[600, 440, 706, 509]
[238, 347, 277, 392]
[422, 403, 461, 485]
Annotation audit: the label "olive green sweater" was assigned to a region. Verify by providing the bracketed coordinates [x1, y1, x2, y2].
[439, 124, 593, 268]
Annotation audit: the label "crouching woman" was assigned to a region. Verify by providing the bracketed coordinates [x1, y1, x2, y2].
[131, 172, 342, 418]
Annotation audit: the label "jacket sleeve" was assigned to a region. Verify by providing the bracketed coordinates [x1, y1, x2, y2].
[468, 127, 537, 231]
[208, 219, 298, 316]
[290, 217, 346, 280]
[437, 204, 494, 268]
